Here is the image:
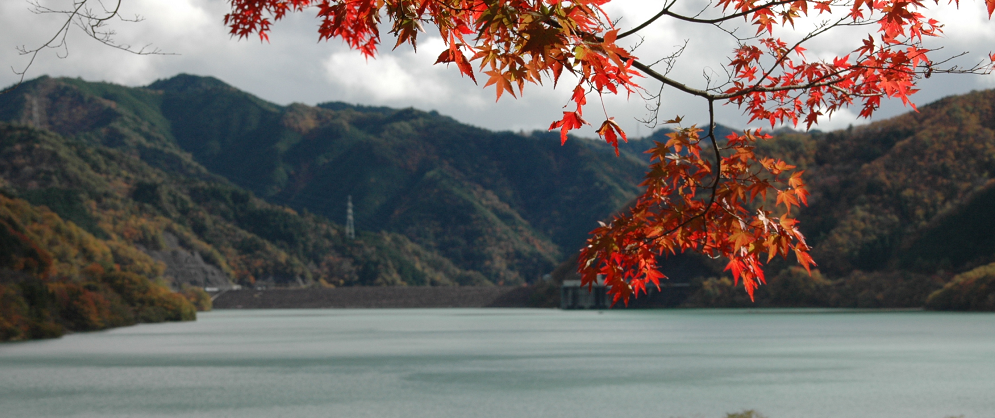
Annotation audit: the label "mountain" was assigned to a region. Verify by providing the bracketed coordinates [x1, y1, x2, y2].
[0, 117, 484, 286]
[4, 74, 994, 314]
[677, 89, 995, 308]
[149, 74, 647, 283]
[0, 114, 497, 340]
[543, 90, 995, 310]
[0, 75, 647, 285]
[0, 171, 197, 341]
[746, 90, 995, 277]
[2, 75, 555, 340]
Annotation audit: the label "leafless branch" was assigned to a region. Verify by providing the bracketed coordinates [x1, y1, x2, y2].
[3, 0, 173, 95]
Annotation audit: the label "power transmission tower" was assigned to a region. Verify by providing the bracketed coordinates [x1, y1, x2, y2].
[345, 195, 355, 240]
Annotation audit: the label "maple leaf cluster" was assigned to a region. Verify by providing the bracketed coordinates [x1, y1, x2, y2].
[580, 123, 813, 303]
[724, 0, 946, 128]
[224, 0, 995, 303]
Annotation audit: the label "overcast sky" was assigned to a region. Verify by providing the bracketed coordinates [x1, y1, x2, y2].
[2, 0, 993, 137]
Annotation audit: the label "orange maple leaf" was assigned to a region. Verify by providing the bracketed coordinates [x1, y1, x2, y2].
[596, 118, 627, 155]
[483, 70, 516, 101]
[549, 111, 587, 145]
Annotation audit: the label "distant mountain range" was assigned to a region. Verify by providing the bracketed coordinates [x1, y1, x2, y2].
[0, 75, 646, 291]
[1, 73, 993, 342]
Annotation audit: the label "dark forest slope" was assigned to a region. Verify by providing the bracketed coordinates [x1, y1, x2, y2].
[5, 75, 995, 313]
[678, 89, 995, 308]
[1, 75, 647, 284]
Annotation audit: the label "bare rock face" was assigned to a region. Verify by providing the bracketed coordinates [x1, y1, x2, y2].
[143, 232, 232, 289]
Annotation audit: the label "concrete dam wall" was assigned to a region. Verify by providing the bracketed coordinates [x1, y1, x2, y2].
[212, 286, 537, 309]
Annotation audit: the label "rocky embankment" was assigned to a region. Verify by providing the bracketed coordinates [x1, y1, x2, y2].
[212, 286, 537, 309]
[141, 232, 232, 289]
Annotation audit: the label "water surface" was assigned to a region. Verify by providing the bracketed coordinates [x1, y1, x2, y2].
[1, 309, 993, 418]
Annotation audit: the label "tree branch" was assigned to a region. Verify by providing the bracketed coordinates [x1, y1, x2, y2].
[619, 0, 800, 40]
[3, 0, 171, 95]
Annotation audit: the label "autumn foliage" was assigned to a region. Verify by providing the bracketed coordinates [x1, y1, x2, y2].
[224, 0, 995, 303]
[0, 193, 196, 342]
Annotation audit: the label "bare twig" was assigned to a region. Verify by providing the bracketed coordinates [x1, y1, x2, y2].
[3, 0, 172, 95]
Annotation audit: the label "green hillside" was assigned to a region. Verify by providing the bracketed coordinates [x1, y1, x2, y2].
[150, 75, 646, 283]
[5, 74, 995, 314]
[0, 93, 498, 341]
[1, 75, 647, 284]
[0, 118, 484, 286]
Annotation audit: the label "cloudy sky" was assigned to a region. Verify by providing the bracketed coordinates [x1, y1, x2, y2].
[2, 0, 993, 137]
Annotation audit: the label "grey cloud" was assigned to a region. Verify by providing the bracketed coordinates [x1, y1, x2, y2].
[2, 0, 992, 137]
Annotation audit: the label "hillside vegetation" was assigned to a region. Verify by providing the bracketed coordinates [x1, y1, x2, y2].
[1, 75, 647, 286]
[0, 117, 487, 341]
[0, 74, 648, 341]
[633, 90, 995, 309]
[3, 74, 995, 331]
[0, 191, 195, 341]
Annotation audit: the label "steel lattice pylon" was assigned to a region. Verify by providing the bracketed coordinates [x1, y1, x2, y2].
[345, 195, 355, 240]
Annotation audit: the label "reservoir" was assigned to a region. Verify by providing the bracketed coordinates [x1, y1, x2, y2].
[1, 309, 993, 418]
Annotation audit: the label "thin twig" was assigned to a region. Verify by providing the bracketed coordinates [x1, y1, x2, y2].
[3, 0, 171, 95]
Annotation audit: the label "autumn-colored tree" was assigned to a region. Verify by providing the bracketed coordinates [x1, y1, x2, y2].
[221, 0, 995, 304]
[18, 0, 995, 303]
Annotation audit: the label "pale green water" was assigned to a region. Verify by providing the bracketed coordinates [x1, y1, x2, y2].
[1, 309, 993, 418]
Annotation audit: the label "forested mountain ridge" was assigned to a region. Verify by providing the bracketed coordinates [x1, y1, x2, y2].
[3, 74, 994, 320]
[619, 90, 995, 278]
[632, 89, 995, 309]
[792, 91, 995, 276]
[0, 116, 493, 340]
[0, 75, 526, 340]
[0, 119, 484, 287]
[0, 75, 648, 285]
[149, 74, 647, 283]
